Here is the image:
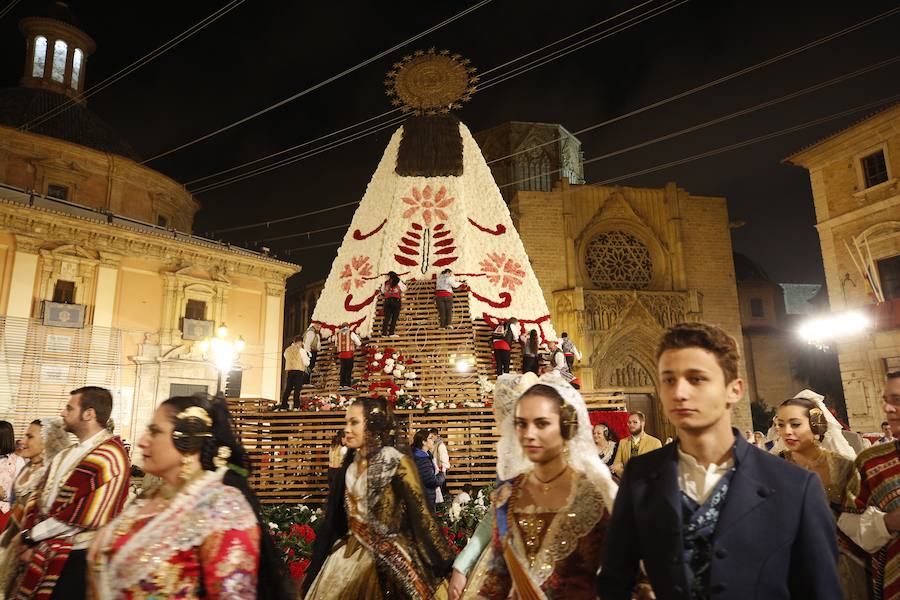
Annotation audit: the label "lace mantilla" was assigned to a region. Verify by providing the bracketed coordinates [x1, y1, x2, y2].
[95, 468, 257, 595]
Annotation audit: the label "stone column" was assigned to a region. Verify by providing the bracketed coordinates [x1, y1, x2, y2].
[7, 235, 41, 318]
[261, 281, 284, 400]
[92, 252, 121, 328]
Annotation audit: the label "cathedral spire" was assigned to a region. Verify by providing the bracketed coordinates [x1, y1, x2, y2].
[19, 1, 96, 103]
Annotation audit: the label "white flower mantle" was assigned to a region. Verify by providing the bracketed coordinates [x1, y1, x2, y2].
[312, 123, 556, 340]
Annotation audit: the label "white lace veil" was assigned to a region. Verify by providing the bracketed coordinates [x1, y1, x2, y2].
[792, 389, 856, 461]
[493, 371, 617, 509]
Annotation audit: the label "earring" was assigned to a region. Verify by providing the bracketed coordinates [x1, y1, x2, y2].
[179, 455, 199, 482]
[213, 446, 232, 469]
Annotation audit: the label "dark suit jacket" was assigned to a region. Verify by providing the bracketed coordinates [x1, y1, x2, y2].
[597, 431, 842, 600]
[413, 449, 445, 512]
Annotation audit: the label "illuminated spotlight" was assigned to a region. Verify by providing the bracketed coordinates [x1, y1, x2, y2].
[449, 352, 475, 373]
[798, 310, 870, 349]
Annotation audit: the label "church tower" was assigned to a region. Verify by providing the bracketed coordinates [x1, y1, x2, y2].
[19, 1, 96, 102]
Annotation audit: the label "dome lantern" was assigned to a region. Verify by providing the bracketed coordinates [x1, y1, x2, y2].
[18, 2, 96, 103]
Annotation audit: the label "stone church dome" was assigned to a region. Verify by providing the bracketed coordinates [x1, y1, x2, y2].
[0, 86, 139, 160]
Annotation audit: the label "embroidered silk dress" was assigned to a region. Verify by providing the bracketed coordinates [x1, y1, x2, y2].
[304, 446, 453, 600]
[91, 468, 260, 599]
[462, 470, 609, 600]
[781, 449, 867, 600]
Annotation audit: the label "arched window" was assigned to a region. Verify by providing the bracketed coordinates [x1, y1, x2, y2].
[71, 48, 83, 90]
[32, 36, 47, 77]
[51, 39, 67, 83]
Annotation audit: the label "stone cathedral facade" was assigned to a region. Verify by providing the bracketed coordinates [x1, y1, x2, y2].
[479, 122, 751, 436]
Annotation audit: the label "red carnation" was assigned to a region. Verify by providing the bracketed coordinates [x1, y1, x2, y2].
[289, 558, 311, 581]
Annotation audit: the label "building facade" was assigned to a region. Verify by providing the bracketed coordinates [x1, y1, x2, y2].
[509, 176, 752, 436]
[787, 103, 900, 432]
[0, 4, 298, 440]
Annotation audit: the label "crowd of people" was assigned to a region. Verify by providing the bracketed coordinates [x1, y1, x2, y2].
[302, 321, 900, 600]
[6, 319, 900, 598]
[0, 387, 294, 599]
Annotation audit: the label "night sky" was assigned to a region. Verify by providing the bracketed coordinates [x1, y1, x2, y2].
[2, 0, 898, 290]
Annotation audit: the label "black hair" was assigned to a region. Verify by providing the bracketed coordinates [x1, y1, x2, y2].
[518, 384, 578, 440]
[412, 429, 430, 450]
[387, 271, 400, 287]
[883, 421, 890, 428]
[888, 371, 900, 380]
[160, 395, 294, 599]
[30, 419, 41, 426]
[71, 386, 113, 425]
[778, 397, 828, 440]
[352, 396, 402, 456]
[428, 427, 440, 437]
[527, 330, 539, 355]
[561, 332, 569, 338]
[0, 421, 14, 455]
[330, 431, 344, 448]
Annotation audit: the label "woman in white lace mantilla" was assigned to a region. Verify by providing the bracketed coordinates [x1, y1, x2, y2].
[774, 389, 867, 600]
[461, 372, 617, 600]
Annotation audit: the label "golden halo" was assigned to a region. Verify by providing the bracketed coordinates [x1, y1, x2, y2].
[385, 48, 478, 115]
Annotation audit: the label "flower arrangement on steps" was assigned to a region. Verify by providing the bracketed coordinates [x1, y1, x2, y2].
[261, 484, 494, 583]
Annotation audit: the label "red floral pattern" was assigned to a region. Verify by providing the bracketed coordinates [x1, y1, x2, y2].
[401, 185, 454, 225]
[340, 256, 373, 292]
[479, 253, 526, 291]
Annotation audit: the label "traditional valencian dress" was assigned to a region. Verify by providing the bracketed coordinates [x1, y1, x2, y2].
[304, 446, 454, 600]
[781, 449, 868, 599]
[91, 467, 260, 598]
[14, 430, 130, 599]
[461, 470, 609, 600]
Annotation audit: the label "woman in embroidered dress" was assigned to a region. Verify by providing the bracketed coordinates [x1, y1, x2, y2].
[460, 371, 618, 600]
[89, 395, 294, 599]
[0, 418, 69, 598]
[774, 390, 867, 600]
[303, 396, 454, 600]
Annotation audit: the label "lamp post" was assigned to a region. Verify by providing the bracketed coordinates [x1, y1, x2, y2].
[198, 323, 246, 397]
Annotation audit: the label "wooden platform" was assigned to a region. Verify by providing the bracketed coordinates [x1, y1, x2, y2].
[304, 279, 521, 403]
[229, 393, 626, 505]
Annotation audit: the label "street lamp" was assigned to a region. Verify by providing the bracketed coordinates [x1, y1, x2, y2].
[198, 323, 246, 396]
[798, 310, 870, 350]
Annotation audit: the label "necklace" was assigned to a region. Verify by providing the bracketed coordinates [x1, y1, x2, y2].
[793, 448, 827, 471]
[532, 465, 568, 494]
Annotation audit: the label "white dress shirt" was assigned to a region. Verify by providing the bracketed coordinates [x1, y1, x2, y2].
[677, 446, 734, 504]
[838, 507, 895, 553]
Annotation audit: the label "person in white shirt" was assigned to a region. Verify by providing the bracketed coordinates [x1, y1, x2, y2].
[435, 269, 464, 328]
[598, 322, 841, 600]
[303, 322, 322, 384]
[560, 332, 582, 372]
[278, 335, 311, 410]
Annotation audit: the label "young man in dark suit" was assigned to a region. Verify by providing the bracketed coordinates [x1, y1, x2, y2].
[597, 322, 841, 600]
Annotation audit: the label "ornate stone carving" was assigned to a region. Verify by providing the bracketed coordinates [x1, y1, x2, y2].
[607, 355, 654, 388]
[584, 230, 652, 290]
[583, 290, 693, 332]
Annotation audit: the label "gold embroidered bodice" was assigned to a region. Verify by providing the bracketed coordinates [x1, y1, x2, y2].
[513, 506, 558, 567]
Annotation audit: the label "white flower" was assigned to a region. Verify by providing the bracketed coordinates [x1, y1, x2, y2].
[269, 522, 279, 530]
[449, 403, 457, 408]
[372, 361, 380, 368]
[475, 496, 486, 508]
[310, 515, 317, 522]
[449, 503, 462, 522]
[374, 352, 383, 360]
[384, 366, 394, 374]
[405, 371, 417, 379]
[406, 381, 415, 388]
[394, 364, 405, 373]
[397, 389, 405, 396]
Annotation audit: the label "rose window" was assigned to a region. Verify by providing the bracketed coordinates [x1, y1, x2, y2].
[585, 231, 652, 290]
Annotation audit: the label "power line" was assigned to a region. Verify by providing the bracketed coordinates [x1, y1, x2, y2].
[204, 9, 893, 235]
[496, 54, 900, 190]
[484, 4, 900, 167]
[190, 113, 408, 194]
[142, 0, 494, 165]
[22, 0, 246, 132]
[243, 222, 352, 244]
[587, 94, 900, 187]
[0, 0, 21, 20]
[264, 75, 900, 252]
[282, 240, 343, 254]
[212, 200, 362, 235]
[191, 0, 687, 196]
